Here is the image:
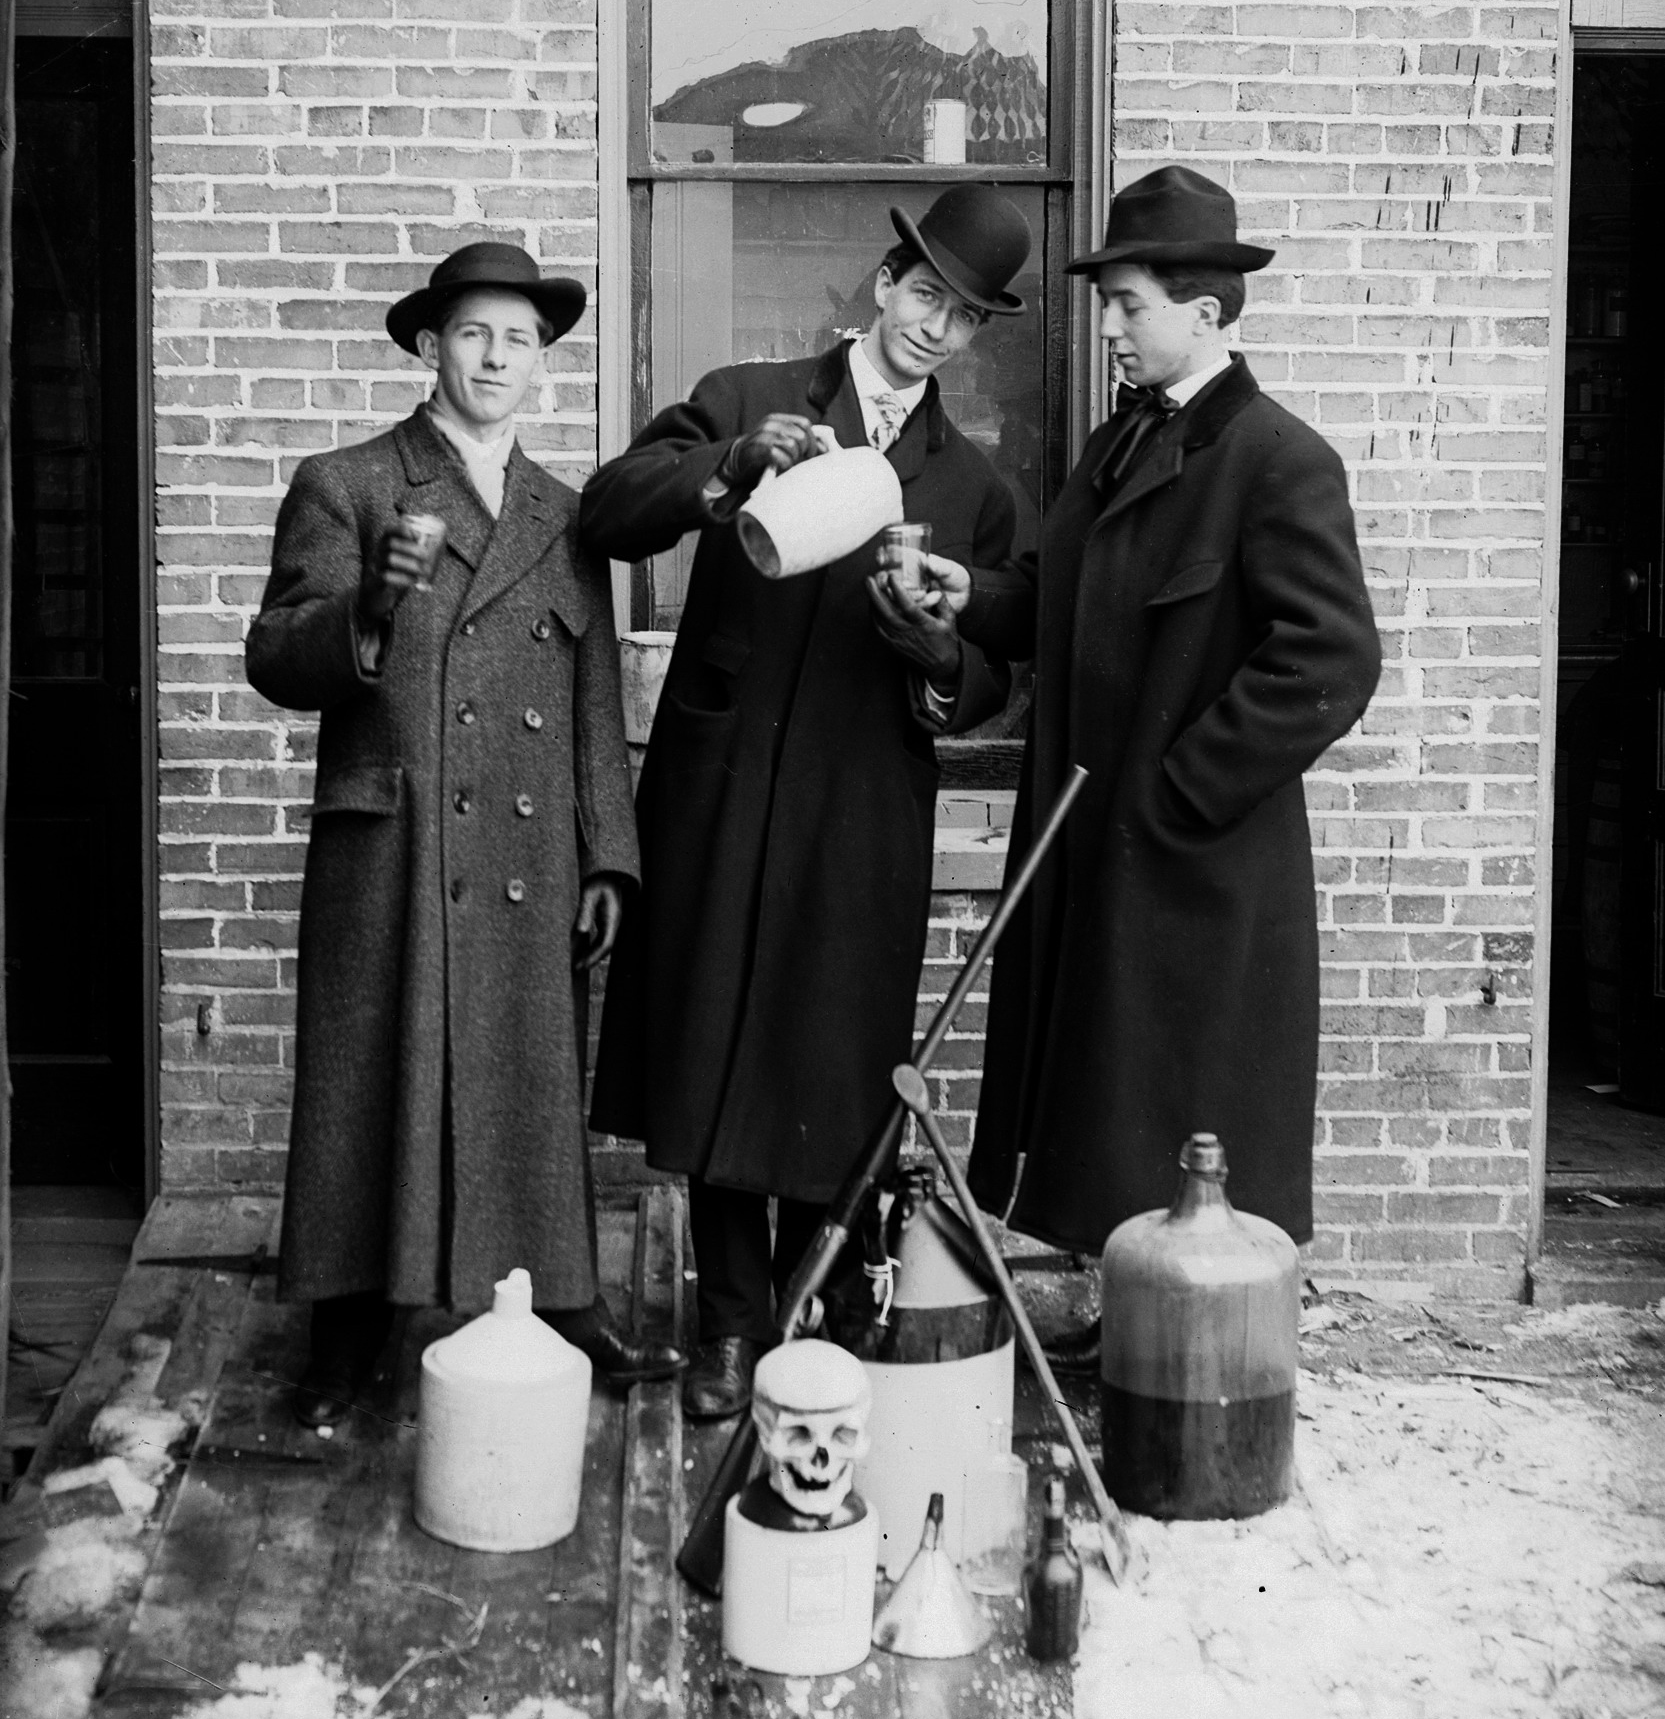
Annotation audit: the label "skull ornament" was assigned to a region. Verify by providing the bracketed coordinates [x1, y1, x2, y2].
[751, 1340, 872, 1520]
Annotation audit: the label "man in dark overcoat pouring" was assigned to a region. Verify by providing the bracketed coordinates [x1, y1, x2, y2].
[960, 169, 1383, 1369]
[247, 242, 684, 1426]
[583, 188, 1033, 1418]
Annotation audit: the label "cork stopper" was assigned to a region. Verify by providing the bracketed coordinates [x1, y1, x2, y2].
[1179, 1133, 1228, 1180]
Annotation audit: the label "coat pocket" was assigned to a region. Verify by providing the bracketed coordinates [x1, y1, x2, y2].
[1146, 559, 1224, 608]
[548, 580, 590, 641]
[312, 762, 404, 817]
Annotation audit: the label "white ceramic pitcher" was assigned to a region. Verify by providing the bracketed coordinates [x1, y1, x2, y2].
[736, 444, 904, 579]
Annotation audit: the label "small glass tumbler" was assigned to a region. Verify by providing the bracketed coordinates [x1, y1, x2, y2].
[878, 522, 932, 599]
[960, 1434, 1029, 1597]
[397, 509, 448, 591]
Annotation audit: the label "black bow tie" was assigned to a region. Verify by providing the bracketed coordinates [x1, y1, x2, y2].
[1103, 388, 1181, 486]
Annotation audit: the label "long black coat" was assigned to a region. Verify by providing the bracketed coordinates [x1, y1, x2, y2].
[965, 357, 1381, 1249]
[583, 345, 1018, 1202]
[246, 410, 639, 1313]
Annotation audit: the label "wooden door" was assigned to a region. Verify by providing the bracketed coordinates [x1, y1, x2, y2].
[6, 37, 142, 1186]
[1612, 57, 1665, 1111]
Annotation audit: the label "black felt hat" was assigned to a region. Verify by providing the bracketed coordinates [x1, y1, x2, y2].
[888, 185, 1033, 317]
[386, 242, 587, 354]
[1067, 167, 1275, 275]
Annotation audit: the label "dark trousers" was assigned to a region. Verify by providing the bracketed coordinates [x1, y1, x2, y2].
[687, 1179, 825, 1346]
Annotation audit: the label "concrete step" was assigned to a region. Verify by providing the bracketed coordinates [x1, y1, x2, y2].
[1532, 1201, 1665, 1309]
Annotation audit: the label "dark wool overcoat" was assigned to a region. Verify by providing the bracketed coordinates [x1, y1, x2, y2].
[964, 357, 1382, 1250]
[246, 409, 639, 1314]
[583, 345, 1019, 1203]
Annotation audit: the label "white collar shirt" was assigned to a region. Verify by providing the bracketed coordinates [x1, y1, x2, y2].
[427, 404, 517, 518]
[1163, 349, 1234, 410]
[847, 337, 929, 451]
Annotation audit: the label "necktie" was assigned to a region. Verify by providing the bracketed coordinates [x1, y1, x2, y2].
[870, 391, 909, 452]
[1104, 389, 1180, 487]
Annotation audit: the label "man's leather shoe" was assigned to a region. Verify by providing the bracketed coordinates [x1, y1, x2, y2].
[565, 1322, 686, 1386]
[293, 1364, 357, 1429]
[1039, 1319, 1102, 1377]
[292, 1292, 393, 1428]
[682, 1336, 766, 1420]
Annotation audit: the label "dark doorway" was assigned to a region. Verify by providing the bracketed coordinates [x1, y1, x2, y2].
[6, 36, 144, 1189]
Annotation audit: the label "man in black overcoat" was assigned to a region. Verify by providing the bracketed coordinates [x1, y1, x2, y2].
[959, 170, 1383, 1367]
[247, 244, 683, 1425]
[583, 188, 1033, 1417]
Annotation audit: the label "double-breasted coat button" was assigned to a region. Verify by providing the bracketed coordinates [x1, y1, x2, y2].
[505, 878, 526, 903]
[450, 878, 466, 902]
[453, 788, 471, 814]
[515, 793, 534, 818]
[532, 617, 552, 641]
[523, 707, 543, 731]
[456, 700, 476, 725]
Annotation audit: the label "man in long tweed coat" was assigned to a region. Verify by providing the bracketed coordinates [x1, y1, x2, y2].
[584, 188, 1033, 1419]
[247, 243, 683, 1426]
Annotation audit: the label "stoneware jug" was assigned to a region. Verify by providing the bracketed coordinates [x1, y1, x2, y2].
[736, 445, 904, 579]
[834, 1171, 1015, 1578]
[414, 1267, 592, 1551]
[1100, 1134, 1299, 1519]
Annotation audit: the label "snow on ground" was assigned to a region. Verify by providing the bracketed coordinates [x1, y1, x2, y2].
[1075, 1314, 1665, 1719]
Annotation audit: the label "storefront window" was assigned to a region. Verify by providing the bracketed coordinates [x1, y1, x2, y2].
[628, 0, 1086, 696]
[650, 0, 1049, 167]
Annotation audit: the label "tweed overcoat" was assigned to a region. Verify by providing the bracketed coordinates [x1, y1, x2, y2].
[964, 357, 1382, 1250]
[583, 345, 1019, 1203]
[246, 409, 639, 1313]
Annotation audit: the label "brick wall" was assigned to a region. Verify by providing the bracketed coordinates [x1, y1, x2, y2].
[152, 0, 601, 1191]
[1111, 1, 1558, 1293]
[151, 0, 1558, 1297]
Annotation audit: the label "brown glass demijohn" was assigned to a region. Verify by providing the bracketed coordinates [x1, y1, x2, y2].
[1099, 1134, 1299, 1519]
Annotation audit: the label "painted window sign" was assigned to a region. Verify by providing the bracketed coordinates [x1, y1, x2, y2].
[650, 0, 1049, 165]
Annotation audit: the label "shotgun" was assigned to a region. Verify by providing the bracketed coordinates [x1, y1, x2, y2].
[675, 763, 1088, 1596]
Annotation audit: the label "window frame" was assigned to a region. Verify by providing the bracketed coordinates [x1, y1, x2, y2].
[617, 0, 1104, 639]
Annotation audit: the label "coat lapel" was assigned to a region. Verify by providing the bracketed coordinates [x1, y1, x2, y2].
[393, 410, 493, 571]
[1095, 355, 1262, 526]
[808, 344, 868, 452]
[456, 447, 564, 627]
[886, 379, 941, 485]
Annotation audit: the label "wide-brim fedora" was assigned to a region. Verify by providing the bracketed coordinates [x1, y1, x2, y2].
[387, 242, 587, 354]
[889, 185, 1033, 317]
[1067, 166, 1275, 275]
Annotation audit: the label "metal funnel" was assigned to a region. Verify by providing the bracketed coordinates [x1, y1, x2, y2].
[870, 1494, 992, 1659]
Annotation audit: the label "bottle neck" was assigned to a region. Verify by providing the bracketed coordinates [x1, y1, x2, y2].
[1169, 1136, 1233, 1228]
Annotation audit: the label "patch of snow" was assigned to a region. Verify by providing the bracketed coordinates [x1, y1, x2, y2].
[16, 1517, 148, 1631]
[0, 1626, 102, 1719]
[1074, 1370, 1665, 1718]
[179, 1654, 375, 1718]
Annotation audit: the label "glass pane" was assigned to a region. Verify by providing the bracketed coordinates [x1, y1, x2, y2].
[11, 97, 105, 681]
[651, 1, 1048, 167]
[649, 181, 1046, 623]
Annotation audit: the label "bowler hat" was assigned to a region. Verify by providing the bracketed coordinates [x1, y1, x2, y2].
[386, 242, 587, 354]
[1067, 167, 1275, 275]
[888, 185, 1032, 317]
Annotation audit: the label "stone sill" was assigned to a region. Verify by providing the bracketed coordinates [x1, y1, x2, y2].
[935, 790, 1014, 890]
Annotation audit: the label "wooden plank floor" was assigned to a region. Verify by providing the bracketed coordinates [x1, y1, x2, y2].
[97, 1203, 642, 1717]
[6, 1185, 145, 1482]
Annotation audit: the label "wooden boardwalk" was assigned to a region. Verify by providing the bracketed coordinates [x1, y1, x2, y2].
[9, 1188, 1076, 1719]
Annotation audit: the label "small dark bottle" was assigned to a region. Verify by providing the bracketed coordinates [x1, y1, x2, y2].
[1023, 1476, 1083, 1662]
